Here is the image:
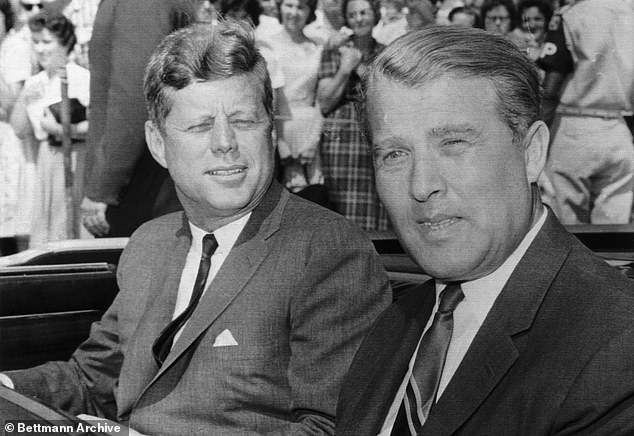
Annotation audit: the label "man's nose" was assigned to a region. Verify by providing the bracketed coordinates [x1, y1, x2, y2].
[409, 155, 444, 202]
[210, 118, 237, 154]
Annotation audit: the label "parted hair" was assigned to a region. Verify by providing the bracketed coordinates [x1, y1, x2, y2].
[360, 25, 542, 144]
[144, 19, 273, 132]
[28, 11, 76, 53]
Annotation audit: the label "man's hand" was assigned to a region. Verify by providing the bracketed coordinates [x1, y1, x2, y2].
[77, 414, 147, 436]
[0, 373, 14, 389]
[81, 197, 110, 237]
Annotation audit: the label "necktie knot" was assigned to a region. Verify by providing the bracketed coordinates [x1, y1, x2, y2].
[438, 283, 464, 315]
[201, 233, 218, 259]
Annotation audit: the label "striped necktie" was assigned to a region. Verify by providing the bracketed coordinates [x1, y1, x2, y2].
[391, 283, 464, 435]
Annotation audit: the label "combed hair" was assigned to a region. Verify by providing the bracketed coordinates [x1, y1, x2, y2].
[28, 11, 76, 53]
[360, 25, 542, 144]
[144, 19, 273, 131]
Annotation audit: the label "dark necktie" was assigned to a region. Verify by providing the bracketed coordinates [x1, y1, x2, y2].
[152, 233, 218, 366]
[391, 283, 464, 435]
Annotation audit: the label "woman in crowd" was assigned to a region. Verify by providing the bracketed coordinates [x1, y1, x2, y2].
[317, 0, 389, 231]
[304, 0, 348, 48]
[481, 0, 517, 36]
[10, 11, 89, 246]
[516, 0, 552, 62]
[405, 0, 436, 32]
[267, 0, 324, 191]
[0, 74, 24, 255]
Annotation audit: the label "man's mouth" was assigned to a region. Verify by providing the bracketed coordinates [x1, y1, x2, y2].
[206, 165, 247, 176]
[418, 216, 461, 231]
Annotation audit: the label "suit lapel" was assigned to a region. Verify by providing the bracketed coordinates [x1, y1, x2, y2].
[338, 281, 436, 435]
[143, 182, 287, 387]
[117, 217, 191, 416]
[420, 213, 572, 436]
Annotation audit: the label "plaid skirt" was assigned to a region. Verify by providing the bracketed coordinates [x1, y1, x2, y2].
[320, 101, 389, 231]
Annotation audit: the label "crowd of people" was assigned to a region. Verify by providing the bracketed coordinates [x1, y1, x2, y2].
[1, 18, 634, 436]
[0, 0, 633, 256]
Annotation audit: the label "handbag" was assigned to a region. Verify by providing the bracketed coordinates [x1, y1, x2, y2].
[47, 98, 87, 147]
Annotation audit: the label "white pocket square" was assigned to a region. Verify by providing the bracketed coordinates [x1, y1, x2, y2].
[213, 329, 238, 347]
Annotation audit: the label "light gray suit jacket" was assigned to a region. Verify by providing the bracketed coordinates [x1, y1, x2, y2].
[8, 181, 391, 435]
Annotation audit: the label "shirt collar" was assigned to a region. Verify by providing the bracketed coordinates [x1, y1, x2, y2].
[436, 207, 548, 325]
[188, 212, 252, 256]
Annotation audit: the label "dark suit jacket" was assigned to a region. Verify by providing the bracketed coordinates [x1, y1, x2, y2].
[8, 182, 391, 435]
[84, 0, 196, 236]
[337, 212, 634, 435]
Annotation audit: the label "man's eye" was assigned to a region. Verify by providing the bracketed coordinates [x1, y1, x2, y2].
[187, 123, 213, 133]
[375, 149, 407, 163]
[384, 150, 406, 160]
[231, 119, 259, 129]
[439, 138, 472, 156]
[441, 138, 468, 149]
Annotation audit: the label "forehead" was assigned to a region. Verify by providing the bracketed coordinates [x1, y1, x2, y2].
[488, 5, 510, 16]
[166, 76, 266, 120]
[31, 28, 55, 41]
[367, 75, 504, 137]
[282, 0, 310, 7]
[522, 6, 543, 17]
[347, 0, 372, 12]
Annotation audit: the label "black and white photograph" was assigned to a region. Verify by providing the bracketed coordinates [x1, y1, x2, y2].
[1, 0, 633, 434]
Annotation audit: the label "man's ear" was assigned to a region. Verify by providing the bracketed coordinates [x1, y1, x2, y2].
[523, 120, 549, 184]
[145, 120, 168, 169]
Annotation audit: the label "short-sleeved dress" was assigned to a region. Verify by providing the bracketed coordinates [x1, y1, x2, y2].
[0, 122, 26, 238]
[23, 62, 91, 245]
[318, 42, 389, 231]
[267, 31, 324, 189]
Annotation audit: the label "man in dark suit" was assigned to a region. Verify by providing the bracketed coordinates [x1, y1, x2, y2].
[80, 0, 198, 237]
[0, 21, 390, 435]
[336, 26, 634, 435]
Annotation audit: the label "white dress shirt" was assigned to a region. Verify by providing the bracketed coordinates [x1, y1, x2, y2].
[379, 208, 547, 435]
[170, 213, 251, 343]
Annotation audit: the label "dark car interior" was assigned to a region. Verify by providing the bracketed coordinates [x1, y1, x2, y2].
[1, 227, 633, 372]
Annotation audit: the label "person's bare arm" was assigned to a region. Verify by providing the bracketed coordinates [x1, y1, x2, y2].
[317, 46, 362, 115]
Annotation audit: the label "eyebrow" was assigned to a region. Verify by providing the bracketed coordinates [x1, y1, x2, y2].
[427, 124, 482, 140]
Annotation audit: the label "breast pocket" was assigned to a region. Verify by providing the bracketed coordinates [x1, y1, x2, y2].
[211, 341, 285, 361]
